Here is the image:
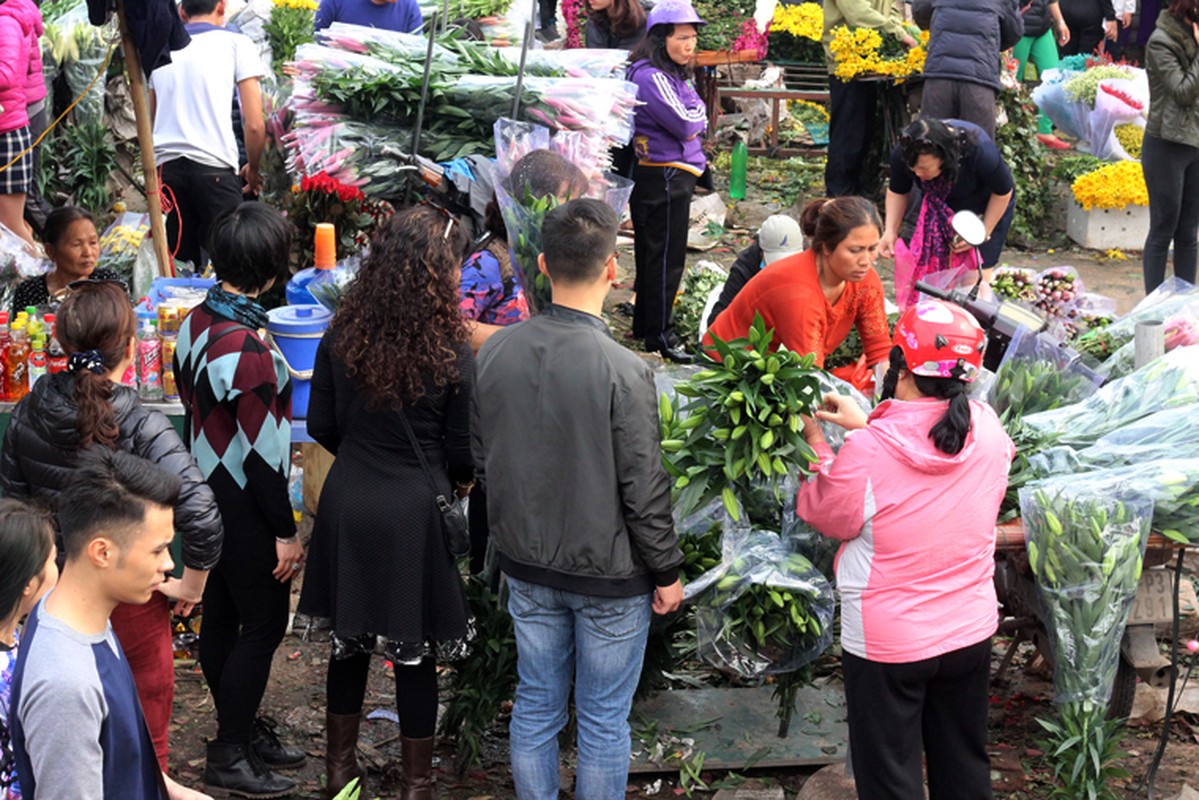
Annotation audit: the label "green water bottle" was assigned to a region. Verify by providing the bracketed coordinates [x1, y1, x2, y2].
[729, 138, 748, 201]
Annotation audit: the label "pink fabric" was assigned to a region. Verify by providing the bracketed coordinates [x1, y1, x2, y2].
[0, 6, 30, 132]
[796, 398, 1013, 664]
[11, 0, 45, 107]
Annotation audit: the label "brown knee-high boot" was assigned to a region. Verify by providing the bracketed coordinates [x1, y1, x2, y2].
[400, 735, 436, 800]
[325, 712, 366, 799]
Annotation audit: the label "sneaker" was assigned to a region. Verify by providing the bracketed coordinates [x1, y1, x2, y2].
[536, 25, 561, 42]
[251, 716, 307, 770]
[1037, 133, 1071, 150]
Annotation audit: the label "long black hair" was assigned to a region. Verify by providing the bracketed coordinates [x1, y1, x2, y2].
[879, 346, 973, 455]
[0, 499, 54, 624]
[628, 23, 694, 80]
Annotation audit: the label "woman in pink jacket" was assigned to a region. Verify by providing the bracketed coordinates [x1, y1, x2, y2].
[796, 299, 1013, 799]
[0, 0, 33, 246]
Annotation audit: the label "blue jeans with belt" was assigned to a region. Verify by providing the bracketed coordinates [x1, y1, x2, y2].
[506, 576, 652, 800]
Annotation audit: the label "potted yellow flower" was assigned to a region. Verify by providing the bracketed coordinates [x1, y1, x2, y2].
[1067, 160, 1150, 250]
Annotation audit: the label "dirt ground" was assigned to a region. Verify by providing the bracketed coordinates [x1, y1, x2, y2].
[166, 215, 1193, 799]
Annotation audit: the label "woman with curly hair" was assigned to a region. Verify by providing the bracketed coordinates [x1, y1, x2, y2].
[298, 204, 474, 800]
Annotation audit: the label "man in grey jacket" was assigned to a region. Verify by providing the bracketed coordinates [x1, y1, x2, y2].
[472, 198, 684, 800]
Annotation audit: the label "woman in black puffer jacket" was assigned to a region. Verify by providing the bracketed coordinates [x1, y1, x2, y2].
[0, 280, 222, 775]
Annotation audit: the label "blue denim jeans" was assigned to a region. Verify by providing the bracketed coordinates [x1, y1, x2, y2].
[506, 576, 652, 800]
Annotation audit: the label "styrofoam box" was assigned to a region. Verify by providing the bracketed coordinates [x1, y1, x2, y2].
[1066, 199, 1150, 251]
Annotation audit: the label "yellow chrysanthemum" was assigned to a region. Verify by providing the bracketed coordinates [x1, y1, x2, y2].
[272, 0, 318, 10]
[788, 97, 830, 122]
[1071, 160, 1149, 210]
[771, 2, 823, 41]
[828, 25, 922, 81]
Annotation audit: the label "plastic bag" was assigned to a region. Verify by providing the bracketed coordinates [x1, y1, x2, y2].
[1086, 404, 1199, 462]
[96, 211, 149, 289]
[1097, 301, 1199, 380]
[1020, 486, 1151, 705]
[1024, 345, 1199, 446]
[492, 119, 634, 312]
[305, 255, 362, 312]
[1088, 79, 1147, 161]
[987, 327, 1103, 420]
[991, 266, 1038, 304]
[0, 222, 51, 312]
[1031, 458, 1198, 543]
[692, 529, 835, 678]
[1032, 73, 1090, 142]
[893, 230, 979, 310]
[1032, 266, 1083, 322]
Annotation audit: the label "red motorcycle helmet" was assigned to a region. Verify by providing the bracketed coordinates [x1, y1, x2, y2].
[892, 299, 986, 383]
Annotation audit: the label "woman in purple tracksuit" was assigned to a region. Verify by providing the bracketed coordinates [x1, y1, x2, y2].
[626, 0, 707, 364]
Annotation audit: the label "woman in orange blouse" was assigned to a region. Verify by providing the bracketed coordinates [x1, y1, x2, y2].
[705, 196, 891, 369]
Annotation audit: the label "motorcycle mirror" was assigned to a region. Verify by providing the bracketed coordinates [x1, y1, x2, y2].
[951, 211, 987, 247]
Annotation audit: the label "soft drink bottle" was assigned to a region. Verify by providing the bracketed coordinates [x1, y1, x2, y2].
[27, 336, 46, 389]
[6, 322, 30, 402]
[0, 312, 9, 399]
[729, 139, 748, 201]
[137, 319, 163, 401]
[45, 315, 67, 374]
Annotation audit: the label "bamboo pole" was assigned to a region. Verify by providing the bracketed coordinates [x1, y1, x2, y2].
[115, 0, 173, 277]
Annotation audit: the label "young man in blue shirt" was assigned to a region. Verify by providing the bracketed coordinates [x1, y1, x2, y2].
[315, 0, 423, 33]
[11, 449, 210, 800]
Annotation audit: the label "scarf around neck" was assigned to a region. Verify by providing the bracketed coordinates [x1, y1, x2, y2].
[205, 283, 269, 330]
[913, 174, 955, 269]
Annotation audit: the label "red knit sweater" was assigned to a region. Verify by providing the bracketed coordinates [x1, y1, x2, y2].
[705, 249, 891, 368]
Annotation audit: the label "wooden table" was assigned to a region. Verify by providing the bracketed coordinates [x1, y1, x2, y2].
[713, 87, 831, 158]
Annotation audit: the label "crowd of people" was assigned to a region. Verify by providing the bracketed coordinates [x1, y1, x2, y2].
[0, 0, 1194, 797]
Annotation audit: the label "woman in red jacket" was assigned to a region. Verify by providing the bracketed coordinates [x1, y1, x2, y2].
[705, 196, 891, 370]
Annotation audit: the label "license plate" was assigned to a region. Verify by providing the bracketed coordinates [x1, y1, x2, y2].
[1129, 568, 1184, 625]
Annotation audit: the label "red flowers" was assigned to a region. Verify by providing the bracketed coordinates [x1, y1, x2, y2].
[1099, 83, 1143, 111]
[299, 170, 365, 203]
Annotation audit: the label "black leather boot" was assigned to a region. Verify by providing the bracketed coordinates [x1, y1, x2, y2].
[399, 735, 436, 800]
[324, 712, 367, 800]
[203, 740, 296, 798]
[251, 716, 307, 770]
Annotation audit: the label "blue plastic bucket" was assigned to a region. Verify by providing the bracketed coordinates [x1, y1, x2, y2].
[266, 304, 332, 419]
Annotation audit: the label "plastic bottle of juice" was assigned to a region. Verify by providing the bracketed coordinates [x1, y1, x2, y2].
[44, 314, 67, 374]
[137, 319, 163, 401]
[27, 335, 46, 389]
[6, 321, 30, 402]
[0, 312, 9, 400]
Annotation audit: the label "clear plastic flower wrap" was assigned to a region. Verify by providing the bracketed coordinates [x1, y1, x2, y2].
[1019, 486, 1152, 705]
[1103, 275, 1199, 342]
[305, 255, 362, 313]
[96, 211, 149, 290]
[687, 529, 835, 679]
[986, 327, 1103, 421]
[1095, 303, 1199, 381]
[1023, 345, 1199, 447]
[1032, 70, 1089, 142]
[492, 119, 634, 313]
[495, 47, 631, 79]
[0, 222, 50, 312]
[1088, 78, 1147, 161]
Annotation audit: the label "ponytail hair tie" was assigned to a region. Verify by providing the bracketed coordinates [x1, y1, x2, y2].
[68, 350, 107, 375]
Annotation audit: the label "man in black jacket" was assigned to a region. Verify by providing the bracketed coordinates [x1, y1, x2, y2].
[472, 198, 684, 800]
[915, 0, 1024, 139]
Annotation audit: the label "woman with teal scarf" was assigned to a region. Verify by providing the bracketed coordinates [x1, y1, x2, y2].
[174, 202, 308, 798]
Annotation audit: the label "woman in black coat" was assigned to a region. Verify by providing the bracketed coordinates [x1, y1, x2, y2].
[298, 205, 474, 800]
[0, 280, 222, 775]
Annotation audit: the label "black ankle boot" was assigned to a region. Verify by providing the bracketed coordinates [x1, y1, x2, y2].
[204, 740, 297, 799]
[251, 716, 307, 770]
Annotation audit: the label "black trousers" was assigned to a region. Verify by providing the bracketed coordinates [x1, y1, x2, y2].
[1060, 22, 1105, 56]
[825, 77, 879, 198]
[160, 156, 244, 270]
[326, 654, 439, 738]
[630, 164, 697, 349]
[199, 564, 291, 746]
[1142, 132, 1199, 293]
[539, 0, 556, 29]
[843, 639, 993, 800]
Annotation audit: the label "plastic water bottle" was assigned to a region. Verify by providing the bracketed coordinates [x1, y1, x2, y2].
[137, 319, 163, 401]
[27, 335, 46, 389]
[729, 139, 748, 201]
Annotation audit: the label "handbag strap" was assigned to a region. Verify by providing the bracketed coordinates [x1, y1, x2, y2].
[398, 410, 452, 511]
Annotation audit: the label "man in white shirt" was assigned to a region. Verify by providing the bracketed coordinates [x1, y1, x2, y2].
[149, 0, 266, 270]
